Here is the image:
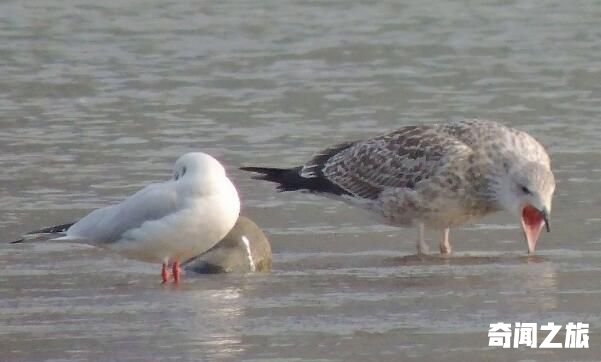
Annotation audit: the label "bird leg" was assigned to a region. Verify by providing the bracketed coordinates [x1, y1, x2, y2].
[416, 223, 430, 255]
[172, 261, 181, 283]
[161, 262, 169, 284]
[440, 228, 452, 255]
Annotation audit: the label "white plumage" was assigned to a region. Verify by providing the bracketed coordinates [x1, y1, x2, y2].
[62, 152, 240, 265]
[18, 152, 240, 282]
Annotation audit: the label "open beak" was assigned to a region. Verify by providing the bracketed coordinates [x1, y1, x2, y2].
[521, 205, 550, 254]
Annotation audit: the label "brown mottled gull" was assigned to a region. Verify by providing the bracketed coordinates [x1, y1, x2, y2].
[241, 119, 556, 255]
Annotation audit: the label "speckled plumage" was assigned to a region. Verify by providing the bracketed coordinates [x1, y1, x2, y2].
[242, 119, 556, 254]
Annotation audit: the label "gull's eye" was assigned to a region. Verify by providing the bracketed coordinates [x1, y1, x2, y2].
[521, 185, 531, 194]
[174, 167, 187, 181]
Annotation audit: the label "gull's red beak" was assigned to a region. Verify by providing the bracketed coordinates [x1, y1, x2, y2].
[521, 205, 549, 254]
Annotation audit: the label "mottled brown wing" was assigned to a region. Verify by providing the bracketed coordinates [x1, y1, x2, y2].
[304, 125, 472, 200]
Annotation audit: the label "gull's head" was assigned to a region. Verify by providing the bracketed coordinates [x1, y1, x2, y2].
[173, 152, 226, 181]
[494, 160, 555, 254]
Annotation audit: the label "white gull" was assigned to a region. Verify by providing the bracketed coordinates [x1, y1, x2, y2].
[242, 119, 555, 255]
[14, 152, 240, 283]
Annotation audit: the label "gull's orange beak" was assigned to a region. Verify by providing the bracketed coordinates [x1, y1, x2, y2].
[521, 205, 550, 254]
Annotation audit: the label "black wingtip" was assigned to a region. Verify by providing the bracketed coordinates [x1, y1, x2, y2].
[9, 222, 76, 244]
[26, 222, 75, 235]
[240, 166, 295, 187]
[240, 166, 289, 179]
[241, 165, 351, 196]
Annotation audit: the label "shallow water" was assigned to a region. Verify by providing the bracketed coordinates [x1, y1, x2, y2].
[1, 0, 600, 361]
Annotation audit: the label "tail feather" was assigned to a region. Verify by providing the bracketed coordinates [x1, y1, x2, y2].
[240, 166, 350, 196]
[9, 222, 75, 244]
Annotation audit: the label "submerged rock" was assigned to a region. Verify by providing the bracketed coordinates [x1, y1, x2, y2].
[184, 216, 272, 274]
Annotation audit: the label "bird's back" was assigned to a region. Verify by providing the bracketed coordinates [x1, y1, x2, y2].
[64, 175, 240, 263]
[65, 182, 178, 244]
[113, 176, 240, 263]
[437, 119, 551, 167]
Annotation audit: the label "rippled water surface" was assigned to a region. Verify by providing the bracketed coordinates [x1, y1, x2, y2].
[1, 1, 600, 361]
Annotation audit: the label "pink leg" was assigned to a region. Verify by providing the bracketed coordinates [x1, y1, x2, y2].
[440, 228, 452, 255]
[161, 262, 169, 284]
[172, 261, 181, 284]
